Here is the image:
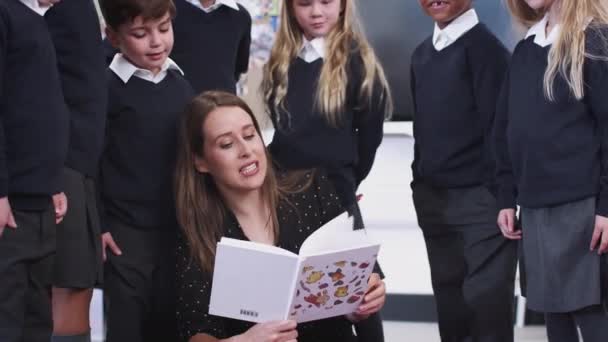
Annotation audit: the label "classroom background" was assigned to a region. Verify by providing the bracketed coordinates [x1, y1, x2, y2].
[88, 1, 547, 340]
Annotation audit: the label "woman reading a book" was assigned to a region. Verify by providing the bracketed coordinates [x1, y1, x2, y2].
[174, 91, 386, 342]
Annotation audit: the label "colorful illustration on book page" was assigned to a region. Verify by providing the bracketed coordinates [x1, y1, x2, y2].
[288, 252, 378, 323]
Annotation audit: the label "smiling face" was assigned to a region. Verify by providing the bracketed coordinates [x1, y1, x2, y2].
[291, 0, 342, 40]
[523, 0, 555, 11]
[418, 0, 473, 29]
[106, 12, 174, 75]
[194, 106, 268, 195]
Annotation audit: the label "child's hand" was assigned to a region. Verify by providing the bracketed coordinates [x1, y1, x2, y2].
[590, 215, 608, 255]
[497, 208, 521, 240]
[52, 192, 68, 224]
[347, 273, 385, 322]
[0, 197, 17, 238]
[101, 232, 122, 261]
[235, 320, 297, 342]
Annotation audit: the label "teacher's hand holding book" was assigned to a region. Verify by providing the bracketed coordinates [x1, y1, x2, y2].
[346, 273, 386, 322]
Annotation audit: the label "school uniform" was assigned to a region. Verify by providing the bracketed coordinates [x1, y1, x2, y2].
[100, 54, 195, 342]
[0, 1, 69, 341]
[411, 9, 517, 342]
[267, 37, 388, 341]
[494, 15, 608, 321]
[177, 171, 360, 341]
[268, 37, 388, 208]
[171, 0, 251, 94]
[44, 0, 106, 290]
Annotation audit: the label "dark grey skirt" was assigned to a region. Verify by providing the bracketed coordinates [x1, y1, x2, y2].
[521, 197, 604, 313]
[53, 167, 103, 288]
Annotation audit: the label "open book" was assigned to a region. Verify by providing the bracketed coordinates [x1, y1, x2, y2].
[209, 211, 381, 323]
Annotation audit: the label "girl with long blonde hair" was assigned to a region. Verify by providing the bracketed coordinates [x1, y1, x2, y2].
[261, 2, 391, 340]
[262, 0, 392, 206]
[174, 91, 386, 342]
[495, 1, 608, 340]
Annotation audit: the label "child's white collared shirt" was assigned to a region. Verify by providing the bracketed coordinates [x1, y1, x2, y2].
[184, 0, 239, 13]
[298, 37, 325, 63]
[525, 14, 561, 47]
[432, 8, 479, 51]
[19, 0, 52, 16]
[109, 53, 184, 84]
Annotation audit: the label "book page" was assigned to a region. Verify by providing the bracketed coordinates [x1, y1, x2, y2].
[209, 239, 299, 323]
[286, 244, 380, 323]
[299, 212, 374, 256]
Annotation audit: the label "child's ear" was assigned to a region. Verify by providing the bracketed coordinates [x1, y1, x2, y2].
[193, 155, 209, 173]
[105, 26, 121, 49]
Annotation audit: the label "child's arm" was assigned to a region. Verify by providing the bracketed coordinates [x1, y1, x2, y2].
[467, 39, 510, 192]
[409, 62, 421, 187]
[0, 9, 16, 237]
[234, 8, 252, 81]
[352, 59, 389, 186]
[585, 28, 608, 253]
[492, 72, 517, 211]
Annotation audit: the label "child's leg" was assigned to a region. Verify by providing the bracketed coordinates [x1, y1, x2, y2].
[422, 226, 472, 341]
[545, 312, 578, 342]
[52, 169, 102, 342]
[0, 208, 55, 342]
[461, 223, 517, 342]
[145, 231, 178, 341]
[573, 305, 608, 342]
[104, 259, 146, 342]
[103, 221, 158, 342]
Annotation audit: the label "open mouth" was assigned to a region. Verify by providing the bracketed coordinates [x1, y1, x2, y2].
[428, 1, 449, 9]
[147, 51, 164, 60]
[240, 162, 259, 176]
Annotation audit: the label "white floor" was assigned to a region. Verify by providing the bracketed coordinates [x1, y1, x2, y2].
[383, 322, 548, 342]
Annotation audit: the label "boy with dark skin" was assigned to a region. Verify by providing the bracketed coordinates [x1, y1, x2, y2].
[411, 1, 518, 341]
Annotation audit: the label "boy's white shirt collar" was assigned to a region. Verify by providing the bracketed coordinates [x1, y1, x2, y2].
[525, 13, 561, 47]
[298, 36, 326, 63]
[432, 8, 479, 51]
[184, 0, 239, 13]
[109, 53, 184, 84]
[19, 0, 52, 16]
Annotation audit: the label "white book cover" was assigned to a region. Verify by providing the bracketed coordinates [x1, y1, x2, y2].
[209, 211, 381, 323]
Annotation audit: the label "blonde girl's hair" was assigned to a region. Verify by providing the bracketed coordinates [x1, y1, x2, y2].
[506, 0, 608, 100]
[262, 0, 393, 127]
[174, 91, 312, 273]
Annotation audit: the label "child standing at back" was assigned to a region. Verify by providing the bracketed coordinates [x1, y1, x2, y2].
[410, 1, 517, 341]
[495, 0, 608, 341]
[261, 1, 392, 340]
[0, 0, 70, 341]
[170, 0, 251, 94]
[98, 0, 195, 340]
[44, 1, 107, 341]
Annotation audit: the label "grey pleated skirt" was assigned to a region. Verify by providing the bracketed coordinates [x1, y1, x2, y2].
[521, 197, 604, 313]
[53, 167, 103, 288]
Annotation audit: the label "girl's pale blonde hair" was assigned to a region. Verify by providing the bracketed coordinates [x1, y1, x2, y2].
[506, 0, 608, 100]
[262, 0, 393, 127]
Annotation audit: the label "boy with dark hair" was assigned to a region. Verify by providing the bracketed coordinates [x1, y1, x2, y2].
[44, 1, 107, 341]
[0, 0, 69, 341]
[98, 0, 194, 340]
[411, 1, 517, 341]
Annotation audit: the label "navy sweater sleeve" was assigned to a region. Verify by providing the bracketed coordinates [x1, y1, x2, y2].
[493, 70, 517, 210]
[234, 6, 251, 80]
[585, 27, 608, 216]
[0, 9, 7, 197]
[351, 55, 387, 185]
[409, 62, 421, 187]
[467, 39, 510, 192]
